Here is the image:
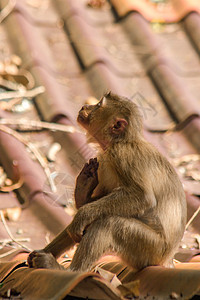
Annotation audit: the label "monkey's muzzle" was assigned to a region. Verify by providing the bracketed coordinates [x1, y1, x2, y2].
[77, 106, 91, 127]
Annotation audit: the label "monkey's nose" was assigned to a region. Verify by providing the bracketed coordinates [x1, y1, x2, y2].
[80, 104, 89, 111]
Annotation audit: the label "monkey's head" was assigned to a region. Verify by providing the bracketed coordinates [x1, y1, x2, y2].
[78, 92, 143, 149]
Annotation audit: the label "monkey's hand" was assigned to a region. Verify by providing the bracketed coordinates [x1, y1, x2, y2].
[27, 250, 64, 270]
[75, 158, 99, 209]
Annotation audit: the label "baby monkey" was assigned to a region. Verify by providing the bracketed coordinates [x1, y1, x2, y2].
[28, 92, 187, 272]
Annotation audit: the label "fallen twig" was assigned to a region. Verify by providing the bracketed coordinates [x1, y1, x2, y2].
[0, 118, 81, 134]
[0, 178, 23, 192]
[173, 154, 200, 166]
[185, 206, 200, 230]
[0, 124, 57, 192]
[0, 0, 16, 23]
[0, 248, 19, 259]
[0, 238, 30, 245]
[0, 98, 23, 111]
[0, 86, 45, 100]
[0, 77, 23, 91]
[0, 210, 32, 252]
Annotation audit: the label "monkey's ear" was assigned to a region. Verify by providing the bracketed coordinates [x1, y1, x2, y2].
[101, 97, 107, 107]
[105, 91, 111, 97]
[110, 118, 128, 135]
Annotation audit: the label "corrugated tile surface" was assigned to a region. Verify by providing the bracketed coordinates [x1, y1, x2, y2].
[0, 0, 200, 298]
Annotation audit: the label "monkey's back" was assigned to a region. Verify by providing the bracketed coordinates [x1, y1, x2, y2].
[102, 140, 187, 258]
[136, 141, 186, 260]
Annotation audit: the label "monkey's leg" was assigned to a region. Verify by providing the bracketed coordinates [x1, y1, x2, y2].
[112, 217, 169, 269]
[28, 228, 76, 269]
[68, 216, 169, 271]
[69, 218, 113, 272]
[68, 216, 164, 272]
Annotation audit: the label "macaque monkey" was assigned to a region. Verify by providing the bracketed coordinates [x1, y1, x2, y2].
[28, 92, 187, 272]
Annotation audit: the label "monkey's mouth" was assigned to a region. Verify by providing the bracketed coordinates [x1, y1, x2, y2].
[77, 110, 90, 127]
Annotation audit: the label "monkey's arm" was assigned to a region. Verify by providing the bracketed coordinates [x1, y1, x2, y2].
[28, 158, 99, 268]
[69, 186, 156, 242]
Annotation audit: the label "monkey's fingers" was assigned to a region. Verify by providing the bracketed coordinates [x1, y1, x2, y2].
[79, 160, 98, 179]
[89, 158, 99, 169]
[82, 163, 92, 176]
[91, 161, 99, 173]
[87, 159, 99, 177]
[89, 157, 97, 164]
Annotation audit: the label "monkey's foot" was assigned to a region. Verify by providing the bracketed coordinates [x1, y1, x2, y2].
[27, 250, 64, 270]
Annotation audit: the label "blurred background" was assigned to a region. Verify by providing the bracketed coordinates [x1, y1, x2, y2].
[0, 0, 200, 298]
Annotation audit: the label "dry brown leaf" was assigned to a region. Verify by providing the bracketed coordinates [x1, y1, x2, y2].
[87, 0, 106, 8]
[117, 280, 140, 298]
[3, 207, 21, 222]
[173, 154, 200, 166]
[95, 261, 200, 299]
[95, 266, 122, 288]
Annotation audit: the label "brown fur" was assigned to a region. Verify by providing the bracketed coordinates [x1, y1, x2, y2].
[28, 92, 187, 272]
